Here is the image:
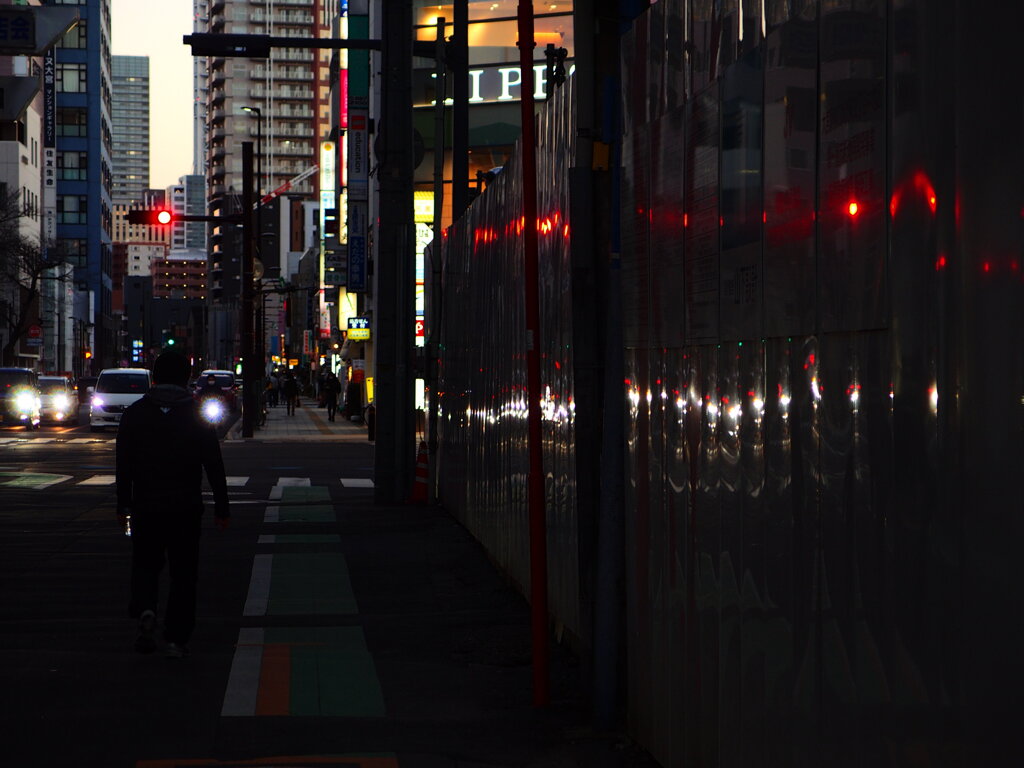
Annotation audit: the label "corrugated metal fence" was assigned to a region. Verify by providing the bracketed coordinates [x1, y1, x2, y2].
[436, 3, 1022, 765]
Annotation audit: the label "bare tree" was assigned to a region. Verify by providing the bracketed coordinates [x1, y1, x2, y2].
[0, 187, 65, 366]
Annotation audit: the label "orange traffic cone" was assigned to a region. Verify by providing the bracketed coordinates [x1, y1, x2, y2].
[409, 441, 428, 504]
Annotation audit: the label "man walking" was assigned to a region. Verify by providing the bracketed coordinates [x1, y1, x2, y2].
[282, 370, 298, 416]
[116, 351, 230, 658]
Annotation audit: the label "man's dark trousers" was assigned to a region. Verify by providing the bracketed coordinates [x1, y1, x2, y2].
[129, 511, 202, 645]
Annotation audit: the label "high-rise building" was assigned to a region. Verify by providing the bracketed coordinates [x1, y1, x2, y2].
[166, 174, 206, 253]
[49, 0, 115, 372]
[198, 0, 331, 309]
[111, 55, 149, 206]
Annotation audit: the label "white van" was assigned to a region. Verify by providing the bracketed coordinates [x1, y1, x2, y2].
[89, 367, 152, 432]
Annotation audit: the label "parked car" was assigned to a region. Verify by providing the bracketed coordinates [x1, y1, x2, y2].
[89, 367, 152, 432]
[38, 375, 79, 425]
[194, 369, 238, 411]
[0, 367, 41, 430]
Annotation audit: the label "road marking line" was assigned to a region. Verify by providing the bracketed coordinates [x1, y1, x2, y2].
[257, 534, 276, 544]
[243, 554, 273, 616]
[65, 438, 99, 444]
[77, 474, 115, 486]
[340, 477, 374, 487]
[226, 476, 249, 486]
[221, 627, 264, 717]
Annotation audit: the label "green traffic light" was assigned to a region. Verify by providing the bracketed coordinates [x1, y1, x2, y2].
[167, 338, 176, 345]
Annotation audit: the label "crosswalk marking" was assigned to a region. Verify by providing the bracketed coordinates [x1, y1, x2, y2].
[0, 473, 72, 489]
[226, 476, 249, 486]
[77, 475, 116, 486]
[340, 478, 373, 488]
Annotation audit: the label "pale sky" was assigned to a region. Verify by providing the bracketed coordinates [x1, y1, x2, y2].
[111, 0, 196, 190]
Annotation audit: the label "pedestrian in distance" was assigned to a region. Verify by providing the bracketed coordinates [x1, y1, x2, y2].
[282, 370, 298, 416]
[268, 371, 280, 407]
[115, 350, 230, 659]
[323, 371, 341, 422]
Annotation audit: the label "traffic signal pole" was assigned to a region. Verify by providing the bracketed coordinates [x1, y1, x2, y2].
[374, 0, 416, 504]
[240, 142, 256, 438]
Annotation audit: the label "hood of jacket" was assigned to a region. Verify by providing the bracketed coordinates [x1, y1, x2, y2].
[143, 384, 195, 409]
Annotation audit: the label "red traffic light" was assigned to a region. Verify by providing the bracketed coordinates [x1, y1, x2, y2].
[127, 208, 174, 226]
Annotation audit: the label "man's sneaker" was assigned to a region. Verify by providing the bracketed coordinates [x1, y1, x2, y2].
[164, 642, 190, 659]
[134, 610, 157, 653]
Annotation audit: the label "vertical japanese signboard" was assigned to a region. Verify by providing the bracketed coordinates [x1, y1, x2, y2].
[346, 5, 369, 293]
[42, 48, 57, 252]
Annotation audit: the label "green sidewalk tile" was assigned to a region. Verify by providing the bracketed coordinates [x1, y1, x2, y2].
[279, 486, 335, 522]
[288, 644, 322, 717]
[267, 553, 358, 616]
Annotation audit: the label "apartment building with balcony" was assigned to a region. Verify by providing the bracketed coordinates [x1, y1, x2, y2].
[197, 0, 332, 312]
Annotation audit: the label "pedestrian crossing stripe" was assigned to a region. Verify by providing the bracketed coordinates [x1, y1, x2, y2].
[77, 474, 116, 486]
[340, 477, 374, 487]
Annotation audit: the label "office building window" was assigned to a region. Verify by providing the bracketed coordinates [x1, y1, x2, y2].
[57, 151, 88, 181]
[57, 63, 87, 93]
[57, 107, 88, 137]
[57, 195, 88, 224]
[57, 238, 88, 268]
[57, 19, 87, 49]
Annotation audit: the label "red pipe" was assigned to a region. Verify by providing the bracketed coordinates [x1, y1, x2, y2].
[517, 1, 549, 707]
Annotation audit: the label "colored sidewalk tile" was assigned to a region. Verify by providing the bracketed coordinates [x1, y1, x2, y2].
[278, 486, 335, 522]
[243, 552, 357, 617]
[222, 627, 386, 719]
[268, 553, 358, 615]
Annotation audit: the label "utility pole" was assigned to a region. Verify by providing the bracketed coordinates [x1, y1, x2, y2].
[374, 0, 416, 504]
[240, 142, 256, 438]
[517, 1, 549, 707]
[451, 0, 469, 218]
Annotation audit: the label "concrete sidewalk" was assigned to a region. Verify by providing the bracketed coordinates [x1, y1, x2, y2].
[227, 396, 371, 442]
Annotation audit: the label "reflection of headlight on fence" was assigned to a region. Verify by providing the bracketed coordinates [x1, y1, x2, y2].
[15, 391, 35, 411]
[202, 399, 225, 421]
[54, 394, 70, 409]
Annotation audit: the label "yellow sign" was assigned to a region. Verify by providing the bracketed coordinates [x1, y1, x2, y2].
[347, 328, 371, 341]
[288, 358, 299, 367]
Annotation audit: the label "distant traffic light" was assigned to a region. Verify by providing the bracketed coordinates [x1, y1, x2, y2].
[127, 208, 173, 226]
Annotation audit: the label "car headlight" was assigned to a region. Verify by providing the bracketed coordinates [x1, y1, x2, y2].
[91, 395, 104, 408]
[15, 391, 34, 412]
[54, 394, 70, 409]
[202, 399, 224, 420]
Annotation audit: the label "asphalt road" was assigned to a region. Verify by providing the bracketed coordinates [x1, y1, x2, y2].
[0, 410, 659, 768]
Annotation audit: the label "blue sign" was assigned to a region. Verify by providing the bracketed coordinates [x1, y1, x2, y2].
[348, 235, 366, 292]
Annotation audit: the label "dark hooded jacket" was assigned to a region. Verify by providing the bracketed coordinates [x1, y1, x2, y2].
[115, 384, 229, 520]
